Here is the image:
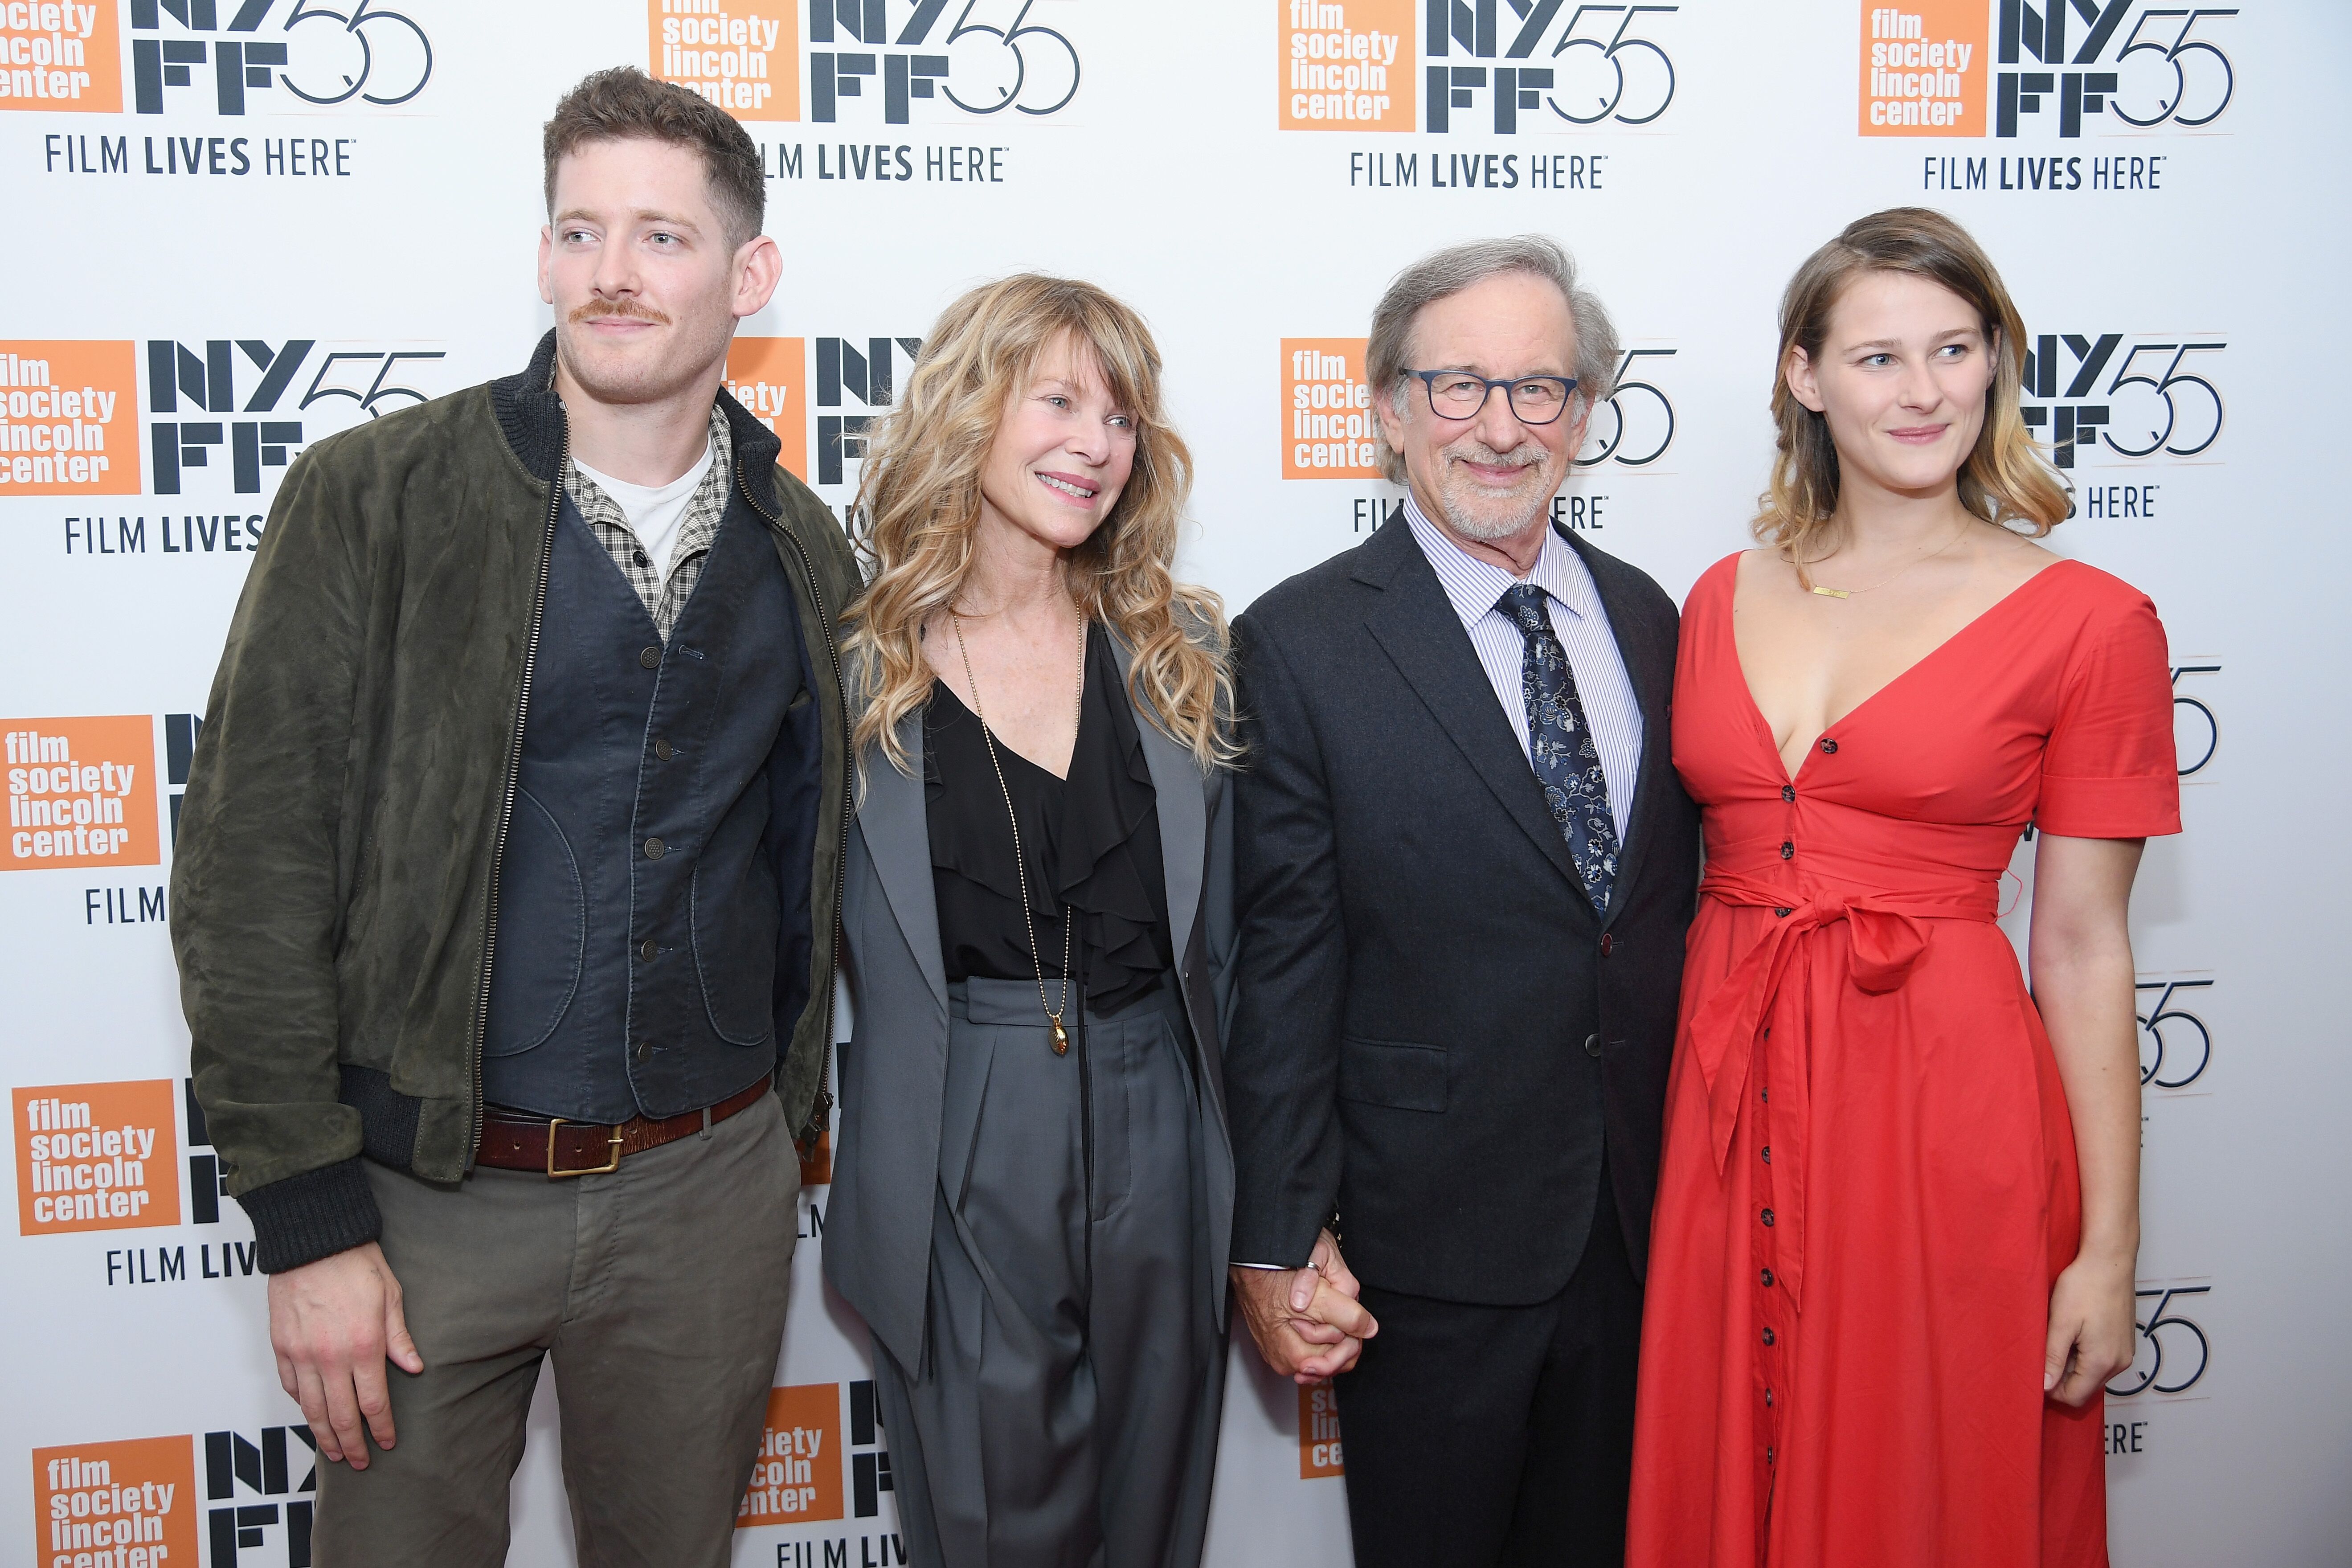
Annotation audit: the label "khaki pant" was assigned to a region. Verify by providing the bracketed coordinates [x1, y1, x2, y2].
[314, 1091, 799, 1568]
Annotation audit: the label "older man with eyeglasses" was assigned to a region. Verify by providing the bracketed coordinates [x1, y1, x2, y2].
[1223, 235, 1702, 1568]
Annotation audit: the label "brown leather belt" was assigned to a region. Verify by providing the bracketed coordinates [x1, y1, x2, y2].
[474, 1079, 771, 1178]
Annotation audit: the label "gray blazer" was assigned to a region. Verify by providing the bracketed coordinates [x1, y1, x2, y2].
[823, 633, 1236, 1374]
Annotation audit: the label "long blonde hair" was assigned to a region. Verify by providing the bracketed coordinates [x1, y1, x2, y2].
[1757, 207, 2068, 568]
[844, 274, 1236, 776]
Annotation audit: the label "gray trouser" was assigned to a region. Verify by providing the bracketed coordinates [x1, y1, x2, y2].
[313, 1089, 799, 1568]
[871, 976, 1225, 1568]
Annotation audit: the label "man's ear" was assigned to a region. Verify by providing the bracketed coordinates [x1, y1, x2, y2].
[1561, 391, 1595, 459]
[536, 225, 556, 307]
[732, 233, 783, 321]
[1373, 377, 1407, 454]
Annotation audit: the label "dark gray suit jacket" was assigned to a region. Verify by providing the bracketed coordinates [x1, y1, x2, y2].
[1225, 517, 1700, 1306]
[824, 634, 1237, 1373]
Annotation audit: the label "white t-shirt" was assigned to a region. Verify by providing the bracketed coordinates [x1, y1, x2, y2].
[574, 439, 716, 582]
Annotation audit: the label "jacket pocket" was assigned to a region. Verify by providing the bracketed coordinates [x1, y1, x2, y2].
[483, 789, 585, 1056]
[1337, 1036, 1448, 1113]
[691, 794, 781, 1047]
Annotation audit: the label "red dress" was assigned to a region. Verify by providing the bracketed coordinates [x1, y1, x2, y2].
[1626, 554, 2181, 1568]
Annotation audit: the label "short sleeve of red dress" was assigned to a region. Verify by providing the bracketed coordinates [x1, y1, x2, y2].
[2035, 572, 2183, 839]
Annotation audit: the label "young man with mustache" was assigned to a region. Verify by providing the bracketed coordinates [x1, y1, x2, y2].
[1224, 236, 1701, 1567]
[170, 68, 859, 1565]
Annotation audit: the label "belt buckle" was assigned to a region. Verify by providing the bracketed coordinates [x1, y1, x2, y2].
[544, 1117, 624, 1179]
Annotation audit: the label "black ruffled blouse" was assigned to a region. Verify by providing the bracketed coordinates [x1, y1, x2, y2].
[924, 623, 1173, 1014]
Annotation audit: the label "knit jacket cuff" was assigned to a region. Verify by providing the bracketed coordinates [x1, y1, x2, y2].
[234, 1156, 384, 1274]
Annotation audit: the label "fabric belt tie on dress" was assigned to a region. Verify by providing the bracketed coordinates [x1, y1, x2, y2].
[1685, 870, 1997, 1307]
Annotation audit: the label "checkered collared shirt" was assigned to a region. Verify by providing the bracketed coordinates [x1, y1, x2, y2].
[564, 401, 735, 641]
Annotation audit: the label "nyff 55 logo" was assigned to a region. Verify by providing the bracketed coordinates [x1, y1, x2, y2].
[1859, 1, 2239, 139]
[0, 336, 446, 499]
[34, 1427, 320, 1568]
[2020, 331, 2223, 468]
[651, 0, 1082, 126]
[0, 0, 436, 116]
[724, 333, 925, 498]
[147, 336, 445, 495]
[1280, 0, 1681, 135]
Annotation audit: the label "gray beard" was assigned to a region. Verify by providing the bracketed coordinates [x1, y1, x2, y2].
[1436, 490, 1550, 542]
[1433, 449, 1556, 541]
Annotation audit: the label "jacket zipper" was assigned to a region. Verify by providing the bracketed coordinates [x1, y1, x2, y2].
[737, 464, 850, 1150]
[467, 427, 566, 1165]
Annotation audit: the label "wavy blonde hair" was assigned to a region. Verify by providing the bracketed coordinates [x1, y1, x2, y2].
[843, 274, 1236, 777]
[1758, 207, 2068, 570]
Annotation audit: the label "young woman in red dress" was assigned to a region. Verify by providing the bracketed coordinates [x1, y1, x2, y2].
[1625, 208, 2180, 1567]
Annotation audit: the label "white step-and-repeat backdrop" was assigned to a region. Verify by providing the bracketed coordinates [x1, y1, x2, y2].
[4, 2, 2346, 1564]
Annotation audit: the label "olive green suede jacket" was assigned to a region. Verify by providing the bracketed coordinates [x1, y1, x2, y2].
[170, 332, 861, 1273]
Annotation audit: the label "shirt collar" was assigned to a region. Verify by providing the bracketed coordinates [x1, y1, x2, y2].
[1399, 492, 1595, 630]
[565, 403, 732, 525]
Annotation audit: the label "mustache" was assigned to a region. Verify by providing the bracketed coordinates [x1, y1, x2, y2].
[1443, 438, 1545, 469]
[568, 298, 672, 326]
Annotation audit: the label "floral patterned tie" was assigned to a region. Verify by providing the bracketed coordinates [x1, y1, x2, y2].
[1499, 583, 1619, 914]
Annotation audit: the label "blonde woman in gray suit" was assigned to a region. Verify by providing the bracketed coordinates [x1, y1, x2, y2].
[826, 275, 1238, 1568]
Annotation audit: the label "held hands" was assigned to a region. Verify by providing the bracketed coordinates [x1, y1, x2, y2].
[1230, 1229, 1378, 1385]
[2044, 1248, 2137, 1408]
[266, 1241, 424, 1468]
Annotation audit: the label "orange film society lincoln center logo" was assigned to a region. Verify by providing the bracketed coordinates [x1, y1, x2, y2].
[650, 0, 797, 119]
[739, 1383, 843, 1526]
[1281, 0, 1413, 131]
[16, 1080, 183, 1234]
[35, 1438, 199, 1568]
[724, 337, 810, 485]
[0, 2, 121, 111]
[1859, 2, 1986, 134]
[1299, 1380, 1343, 1478]
[6, 718, 161, 871]
[0, 343, 139, 495]
[1283, 340, 1381, 481]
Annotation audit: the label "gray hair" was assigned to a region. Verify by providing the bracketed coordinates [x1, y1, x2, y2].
[1365, 234, 1620, 485]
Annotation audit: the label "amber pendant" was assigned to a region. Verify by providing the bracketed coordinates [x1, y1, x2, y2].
[1050, 1018, 1070, 1056]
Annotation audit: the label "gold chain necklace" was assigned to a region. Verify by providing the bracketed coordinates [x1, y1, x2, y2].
[949, 607, 1088, 1056]
[1804, 517, 1973, 599]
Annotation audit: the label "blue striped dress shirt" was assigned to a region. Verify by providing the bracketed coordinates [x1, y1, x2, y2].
[1400, 496, 1644, 846]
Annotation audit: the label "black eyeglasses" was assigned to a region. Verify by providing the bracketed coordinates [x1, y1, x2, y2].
[1407, 370, 1581, 426]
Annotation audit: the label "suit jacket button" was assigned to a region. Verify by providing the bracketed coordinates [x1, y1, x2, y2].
[1599, 933, 1614, 958]
[1583, 1032, 1602, 1058]
[638, 646, 662, 669]
[644, 837, 666, 860]
[653, 737, 675, 761]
